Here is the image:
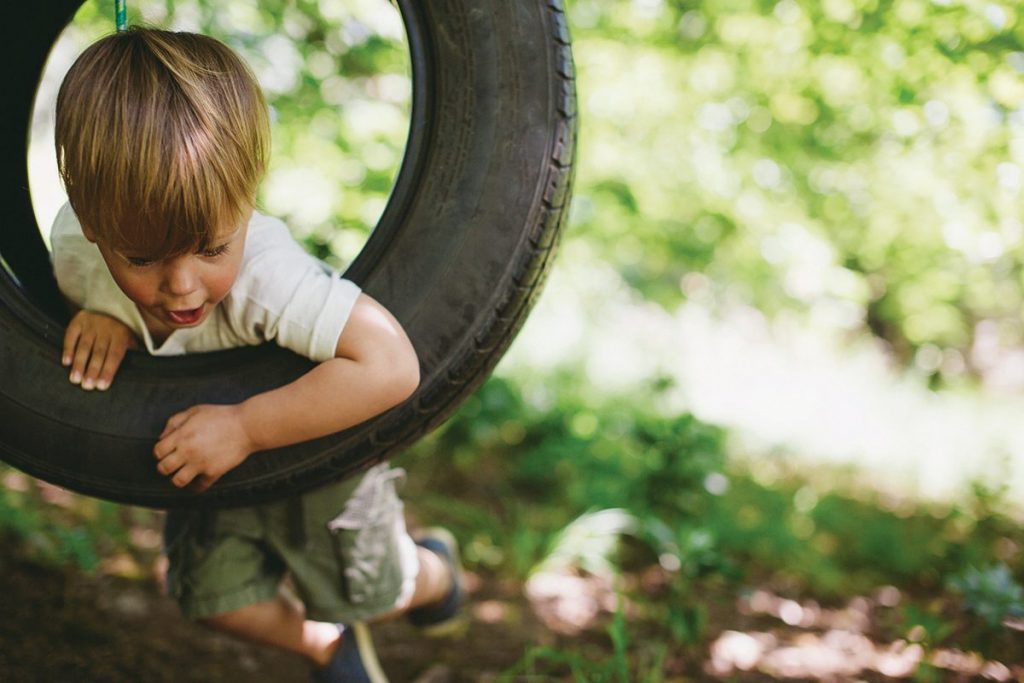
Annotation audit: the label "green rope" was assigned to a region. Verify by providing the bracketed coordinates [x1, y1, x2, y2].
[115, 0, 127, 31]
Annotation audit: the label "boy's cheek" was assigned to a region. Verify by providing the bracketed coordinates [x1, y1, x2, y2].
[112, 278, 147, 304]
[206, 258, 245, 302]
[99, 256, 156, 306]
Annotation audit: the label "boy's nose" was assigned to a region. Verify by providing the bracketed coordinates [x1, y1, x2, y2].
[163, 259, 198, 295]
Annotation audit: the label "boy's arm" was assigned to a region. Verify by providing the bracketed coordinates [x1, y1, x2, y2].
[152, 293, 420, 491]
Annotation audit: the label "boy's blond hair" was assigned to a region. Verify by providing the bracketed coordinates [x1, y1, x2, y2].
[55, 27, 270, 256]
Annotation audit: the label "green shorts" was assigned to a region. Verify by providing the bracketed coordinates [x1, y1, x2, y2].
[164, 464, 419, 623]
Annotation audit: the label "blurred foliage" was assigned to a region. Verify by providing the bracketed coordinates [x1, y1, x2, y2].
[949, 563, 1024, 628]
[401, 375, 1024, 665]
[0, 471, 156, 573]
[705, 467, 1024, 598]
[566, 0, 1023, 384]
[402, 373, 728, 577]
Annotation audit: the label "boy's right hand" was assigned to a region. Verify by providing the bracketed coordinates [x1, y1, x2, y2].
[63, 310, 140, 391]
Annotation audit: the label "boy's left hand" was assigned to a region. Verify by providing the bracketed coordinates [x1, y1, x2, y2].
[153, 404, 255, 491]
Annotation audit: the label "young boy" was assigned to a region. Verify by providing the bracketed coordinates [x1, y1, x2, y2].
[50, 27, 461, 682]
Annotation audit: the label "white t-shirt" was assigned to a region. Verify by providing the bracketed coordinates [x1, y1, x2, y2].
[50, 202, 361, 360]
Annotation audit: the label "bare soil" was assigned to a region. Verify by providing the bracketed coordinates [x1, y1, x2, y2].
[0, 551, 545, 683]
[1, 482, 1022, 682]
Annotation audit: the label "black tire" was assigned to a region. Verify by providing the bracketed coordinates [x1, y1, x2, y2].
[0, 0, 576, 508]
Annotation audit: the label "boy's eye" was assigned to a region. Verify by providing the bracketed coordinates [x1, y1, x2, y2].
[200, 244, 230, 259]
[126, 256, 155, 267]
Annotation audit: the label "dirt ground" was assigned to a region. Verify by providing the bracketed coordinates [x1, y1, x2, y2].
[4, 551, 1023, 682]
[2, 524, 1022, 682]
[0, 553, 544, 683]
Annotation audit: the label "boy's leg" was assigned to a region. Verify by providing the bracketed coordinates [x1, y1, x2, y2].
[163, 484, 387, 679]
[286, 467, 462, 628]
[377, 544, 454, 618]
[290, 465, 424, 625]
[200, 595, 341, 667]
[164, 505, 347, 668]
[403, 529, 465, 636]
[169, 466, 460, 668]
[409, 543, 456, 608]
[201, 598, 385, 683]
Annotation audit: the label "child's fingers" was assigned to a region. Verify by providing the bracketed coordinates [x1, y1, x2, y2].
[81, 341, 110, 390]
[153, 435, 175, 460]
[69, 331, 97, 386]
[62, 320, 82, 368]
[160, 408, 194, 439]
[171, 465, 198, 489]
[96, 343, 128, 391]
[155, 450, 184, 476]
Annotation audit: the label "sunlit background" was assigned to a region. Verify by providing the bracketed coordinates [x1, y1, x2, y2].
[8, 0, 1024, 679]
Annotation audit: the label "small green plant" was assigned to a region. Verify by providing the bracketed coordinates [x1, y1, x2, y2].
[403, 374, 731, 580]
[900, 604, 957, 647]
[0, 467, 127, 572]
[948, 563, 1024, 629]
[497, 597, 667, 683]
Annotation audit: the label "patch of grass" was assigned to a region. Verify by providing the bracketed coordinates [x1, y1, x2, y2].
[498, 599, 668, 683]
[0, 469, 160, 573]
[400, 376, 1024, 675]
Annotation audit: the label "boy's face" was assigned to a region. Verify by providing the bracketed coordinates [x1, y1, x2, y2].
[86, 217, 250, 338]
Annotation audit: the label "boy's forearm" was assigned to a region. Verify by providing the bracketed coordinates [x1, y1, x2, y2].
[154, 295, 417, 490]
[237, 353, 419, 454]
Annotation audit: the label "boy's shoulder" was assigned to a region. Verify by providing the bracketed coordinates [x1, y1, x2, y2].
[237, 211, 333, 285]
[50, 202, 108, 303]
[225, 211, 359, 361]
[243, 211, 304, 258]
[50, 202, 89, 244]
[245, 210, 289, 241]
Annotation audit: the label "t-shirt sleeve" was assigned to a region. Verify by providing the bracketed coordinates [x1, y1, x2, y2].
[50, 202, 91, 307]
[225, 218, 362, 362]
[49, 203, 153, 344]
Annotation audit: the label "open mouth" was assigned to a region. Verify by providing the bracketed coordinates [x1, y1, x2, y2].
[166, 306, 204, 325]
